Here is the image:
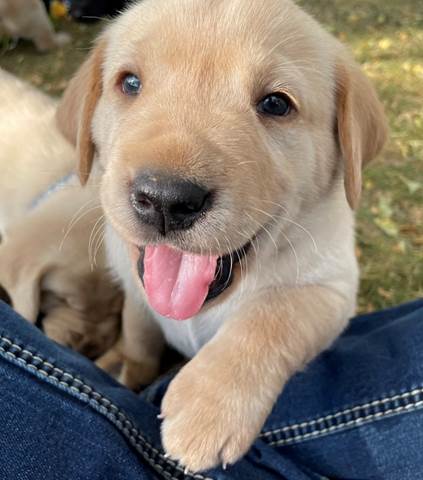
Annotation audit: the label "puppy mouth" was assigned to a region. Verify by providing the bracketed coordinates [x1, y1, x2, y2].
[136, 241, 250, 321]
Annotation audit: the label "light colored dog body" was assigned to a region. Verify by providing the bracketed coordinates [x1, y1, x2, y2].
[57, 0, 387, 471]
[0, 0, 70, 52]
[0, 69, 121, 357]
[0, 69, 75, 232]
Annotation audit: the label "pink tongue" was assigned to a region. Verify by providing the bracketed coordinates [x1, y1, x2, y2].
[143, 245, 218, 320]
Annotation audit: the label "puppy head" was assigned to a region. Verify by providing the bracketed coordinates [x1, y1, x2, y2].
[41, 268, 122, 359]
[57, 0, 387, 319]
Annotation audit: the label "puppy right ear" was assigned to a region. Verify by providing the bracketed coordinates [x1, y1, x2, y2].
[56, 40, 106, 184]
[335, 57, 388, 209]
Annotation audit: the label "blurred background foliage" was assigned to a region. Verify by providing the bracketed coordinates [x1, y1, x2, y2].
[1, 0, 422, 312]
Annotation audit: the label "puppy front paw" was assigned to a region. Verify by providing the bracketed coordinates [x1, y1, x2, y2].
[160, 354, 268, 472]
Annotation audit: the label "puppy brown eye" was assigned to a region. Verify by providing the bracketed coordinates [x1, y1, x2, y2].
[257, 93, 292, 117]
[121, 73, 142, 96]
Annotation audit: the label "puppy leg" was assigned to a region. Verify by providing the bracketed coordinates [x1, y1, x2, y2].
[119, 294, 165, 390]
[30, 1, 70, 51]
[96, 337, 125, 377]
[161, 285, 351, 472]
[35, 31, 71, 51]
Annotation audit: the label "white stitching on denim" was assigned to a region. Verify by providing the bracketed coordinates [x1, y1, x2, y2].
[261, 388, 423, 437]
[0, 336, 211, 480]
[266, 401, 423, 447]
[260, 387, 423, 447]
[261, 387, 423, 437]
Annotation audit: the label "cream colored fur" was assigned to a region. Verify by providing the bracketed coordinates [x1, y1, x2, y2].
[0, 0, 70, 52]
[0, 68, 121, 359]
[56, 0, 388, 471]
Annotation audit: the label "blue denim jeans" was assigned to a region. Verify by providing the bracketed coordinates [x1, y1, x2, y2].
[0, 299, 422, 480]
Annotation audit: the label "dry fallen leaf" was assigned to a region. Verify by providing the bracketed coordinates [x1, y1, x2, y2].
[393, 240, 407, 254]
[412, 236, 423, 246]
[378, 287, 393, 299]
[374, 217, 399, 237]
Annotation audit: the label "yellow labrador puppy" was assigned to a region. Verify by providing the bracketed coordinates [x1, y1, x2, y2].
[0, 69, 121, 358]
[0, 0, 70, 52]
[57, 0, 388, 471]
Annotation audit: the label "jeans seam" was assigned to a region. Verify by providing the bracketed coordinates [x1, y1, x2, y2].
[0, 335, 212, 480]
[260, 387, 423, 447]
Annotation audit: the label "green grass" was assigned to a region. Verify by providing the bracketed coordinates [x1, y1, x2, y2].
[0, 20, 102, 95]
[1, 1, 422, 312]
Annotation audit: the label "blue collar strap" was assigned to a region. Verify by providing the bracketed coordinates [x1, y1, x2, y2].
[29, 172, 76, 211]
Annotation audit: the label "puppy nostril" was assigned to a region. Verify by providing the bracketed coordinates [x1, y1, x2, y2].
[171, 202, 200, 216]
[170, 191, 212, 218]
[132, 191, 155, 213]
[137, 194, 154, 209]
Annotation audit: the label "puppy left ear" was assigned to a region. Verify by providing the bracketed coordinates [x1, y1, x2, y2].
[336, 58, 388, 209]
[56, 39, 106, 185]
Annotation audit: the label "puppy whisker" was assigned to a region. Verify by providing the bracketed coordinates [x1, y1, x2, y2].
[245, 211, 278, 251]
[93, 229, 106, 267]
[92, 219, 106, 267]
[276, 216, 319, 254]
[250, 205, 319, 255]
[245, 210, 300, 283]
[88, 214, 105, 270]
[60, 201, 102, 251]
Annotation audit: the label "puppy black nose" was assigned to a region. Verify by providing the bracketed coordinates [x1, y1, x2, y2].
[131, 172, 211, 235]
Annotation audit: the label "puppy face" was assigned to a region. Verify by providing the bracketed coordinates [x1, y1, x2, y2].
[58, 0, 387, 320]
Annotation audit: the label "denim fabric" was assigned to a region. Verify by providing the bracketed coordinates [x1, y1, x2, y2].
[0, 299, 422, 480]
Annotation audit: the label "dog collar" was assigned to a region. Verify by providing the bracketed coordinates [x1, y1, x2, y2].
[29, 172, 76, 211]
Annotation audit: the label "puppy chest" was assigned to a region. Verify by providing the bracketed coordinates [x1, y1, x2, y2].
[154, 310, 224, 358]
